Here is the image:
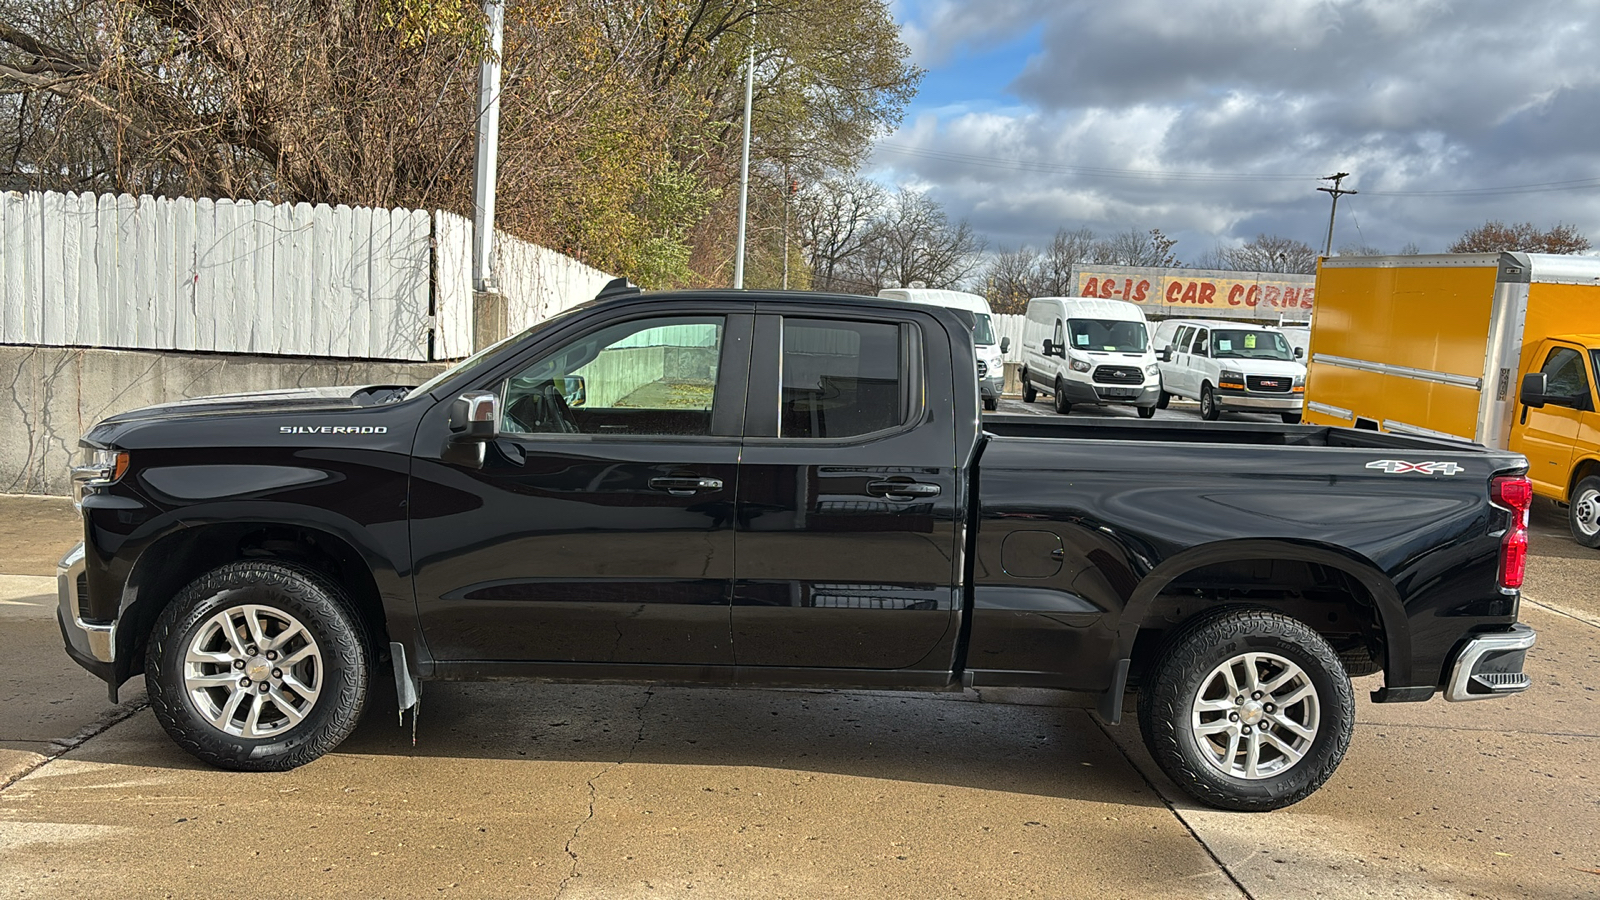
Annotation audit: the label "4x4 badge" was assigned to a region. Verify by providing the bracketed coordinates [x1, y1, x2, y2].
[1366, 460, 1464, 475]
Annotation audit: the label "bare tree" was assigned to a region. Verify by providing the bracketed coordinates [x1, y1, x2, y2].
[981, 246, 1042, 314]
[1092, 228, 1180, 267]
[1449, 221, 1591, 254]
[1038, 227, 1096, 295]
[799, 174, 884, 292]
[1199, 234, 1317, 274]
[1337, 243, 1385, 257]
[850, 187, 984, 291]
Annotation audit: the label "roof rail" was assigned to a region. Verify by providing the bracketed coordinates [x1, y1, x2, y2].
[595, 277, 641, 301]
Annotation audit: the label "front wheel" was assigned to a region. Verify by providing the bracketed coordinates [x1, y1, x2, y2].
[983, 397, 998, 412]
[1053, 377, 1072, 415]
[1138, 609, 1355, 811]
[1022, 371, 1037, 404]
[1136, 404, 1157, 419]
[1199, 383, 1221, 421]
[145, 560, 370, 771]
[1570, 475, 1600, 548]
[1282, 412, 1303, 425]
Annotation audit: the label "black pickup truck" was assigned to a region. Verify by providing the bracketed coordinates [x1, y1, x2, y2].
[60, 284, 1536, 811]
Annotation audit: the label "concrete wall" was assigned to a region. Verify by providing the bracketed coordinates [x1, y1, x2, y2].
[2, 345, 444, 496]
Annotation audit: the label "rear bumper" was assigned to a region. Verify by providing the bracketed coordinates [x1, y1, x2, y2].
[1444, 624, 1535, 701]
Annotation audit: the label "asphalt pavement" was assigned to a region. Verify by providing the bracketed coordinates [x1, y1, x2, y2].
[1, 450, 1597, 898]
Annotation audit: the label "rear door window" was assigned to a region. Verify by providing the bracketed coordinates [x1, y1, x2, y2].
[780, 319, 906, 439]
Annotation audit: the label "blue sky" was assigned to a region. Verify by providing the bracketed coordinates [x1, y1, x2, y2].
[869, 0, 1600, 263]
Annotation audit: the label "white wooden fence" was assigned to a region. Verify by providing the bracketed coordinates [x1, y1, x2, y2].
[0, 191, 612, 362]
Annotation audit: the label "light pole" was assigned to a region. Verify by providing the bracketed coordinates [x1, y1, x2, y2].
[472, 0, 505, 295]
[732, 6, 755, 289]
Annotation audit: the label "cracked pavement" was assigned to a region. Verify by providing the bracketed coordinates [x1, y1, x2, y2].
[1, 494, 1597, 899]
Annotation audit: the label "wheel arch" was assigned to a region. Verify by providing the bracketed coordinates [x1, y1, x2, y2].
[1116, 539, 1409, 686]
[1569, 456, 1600, 501]
[114, 519, 394, 686]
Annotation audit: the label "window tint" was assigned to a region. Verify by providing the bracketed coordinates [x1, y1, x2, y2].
[499, 316, 723, 436]
[1174, 326, 1192, 352]
[781, 319, 904, 438]
[1191, 329, 1209, 356]
[1052, 319, 1065, 348]
[1541, 347, 1592, 403]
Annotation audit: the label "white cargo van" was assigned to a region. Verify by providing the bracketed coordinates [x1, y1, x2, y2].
[1154, 319, 1306, 423]
[879, 288, 1007, 410]
[1019, 297, 1159, 417]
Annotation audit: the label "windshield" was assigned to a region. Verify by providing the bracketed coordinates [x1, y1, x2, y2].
[972, 313, 996, 346]
[412, 304, 593, 397]
[1068, 318, 1147, 353]
[1211, 329, 1294, 361]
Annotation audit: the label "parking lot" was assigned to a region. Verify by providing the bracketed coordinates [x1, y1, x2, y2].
[1, 480, 1596, 899]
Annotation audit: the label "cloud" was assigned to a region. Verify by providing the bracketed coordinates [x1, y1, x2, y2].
[877, 0, 1600, 261]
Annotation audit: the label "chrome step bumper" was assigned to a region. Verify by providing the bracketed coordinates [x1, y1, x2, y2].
[1444, 624, 1535, 701]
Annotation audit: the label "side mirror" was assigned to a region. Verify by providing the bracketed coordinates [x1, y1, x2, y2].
[1294, 346, 1305, 359]
[560, 375, 586, 408]
[1000, 336, 1011, 354]
[1520, 372, 1548, 409]
[449, 390, 500, 440]
[1159, 348, 1172, 362]
[1042, 339, 1054, 357]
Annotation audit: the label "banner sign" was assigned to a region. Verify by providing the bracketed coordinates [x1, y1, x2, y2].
[1069, 265, 1315, 321]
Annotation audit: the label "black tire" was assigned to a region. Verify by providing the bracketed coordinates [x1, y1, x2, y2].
[1156, 388, 1171, 410]
[1136, 404, 1157, 419]
[1022, 372, 1037, 404]
[145, 560, 370, 771]
[1569, 475, 1600, 549]
[1199, 383, 1221, 421]
[1138, 608, 1355, 812]
[1053, 377, 1072, 415]
[983, 397, 998, 412]
[1282, 412, 1303, 425]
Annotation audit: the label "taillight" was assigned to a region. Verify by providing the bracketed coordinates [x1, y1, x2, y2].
[1491, 474, 1533, 589]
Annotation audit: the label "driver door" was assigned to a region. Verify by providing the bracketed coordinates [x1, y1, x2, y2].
[1512, 343, 1591, 497]
[410, 311, 752, 667]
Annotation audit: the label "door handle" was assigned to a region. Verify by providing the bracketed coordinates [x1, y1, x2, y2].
[649, 476, 724, 496]
[866, 480, 942, 500]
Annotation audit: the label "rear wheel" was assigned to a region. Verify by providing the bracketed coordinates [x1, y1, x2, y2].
[1200, 383, 1221, 421]
[1137, 404, 1157, 419]
[1570, 475, 1600, 549]
[1139, 608, 1355, 811]
[145, 560, 370, 771]
[1022, 371, 1037, 403]
[1053, 377, 1072, 415]
[1282, 412, 1303, 425]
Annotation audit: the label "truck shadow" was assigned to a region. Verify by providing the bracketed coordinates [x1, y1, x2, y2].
[332, 678, 1167, 809]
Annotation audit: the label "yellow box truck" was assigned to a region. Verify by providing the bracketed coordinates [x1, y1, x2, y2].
[1305, 252, 1600, 547]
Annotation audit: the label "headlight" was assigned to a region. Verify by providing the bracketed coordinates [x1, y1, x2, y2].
[72, 444, 128, 508]
[1219, 370, 1246, 389]
[1293, 373, 1306, 393]
[1070, 358, 1091, 373]
[1145, 363, 1160, 377]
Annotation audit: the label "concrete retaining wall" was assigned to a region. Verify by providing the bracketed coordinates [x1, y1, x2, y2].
[2, 345, 444, 496]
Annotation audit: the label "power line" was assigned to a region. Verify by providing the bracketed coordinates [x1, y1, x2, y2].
[875, 141, 1600, 196]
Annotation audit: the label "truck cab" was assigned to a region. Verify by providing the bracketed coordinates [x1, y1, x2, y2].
[1514, 335, 1600, 545]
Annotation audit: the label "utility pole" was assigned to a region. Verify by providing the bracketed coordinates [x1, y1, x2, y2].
[1318, 173, 1357, 258]
[732, 5, 755, 289]
[470, 0, 506, 350]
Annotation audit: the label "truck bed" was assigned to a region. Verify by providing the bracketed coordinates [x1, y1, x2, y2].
[982, 414, 1488, 451]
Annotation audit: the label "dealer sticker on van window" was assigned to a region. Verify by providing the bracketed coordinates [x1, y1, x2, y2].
[1365, 460, 1464, 475]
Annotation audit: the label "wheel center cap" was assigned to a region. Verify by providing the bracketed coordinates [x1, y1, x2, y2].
[246, 658, 272, 682]
[1239, 700, 1265, 725]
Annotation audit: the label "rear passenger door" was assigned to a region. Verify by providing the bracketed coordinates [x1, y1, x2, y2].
[732, 308, 963, 678]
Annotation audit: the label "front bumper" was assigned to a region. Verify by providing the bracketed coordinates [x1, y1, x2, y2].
[1214, 388, 1304, 412]
[1444, 624, 1535, 701]
[57, 542, 115, 675]
[1064, 380, 1160, 407]
[979, 374, 1002, 401]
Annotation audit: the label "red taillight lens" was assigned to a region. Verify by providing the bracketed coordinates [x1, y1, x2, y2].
[1500, 529, 1528, 589]
[1491, 474, 1533, 589]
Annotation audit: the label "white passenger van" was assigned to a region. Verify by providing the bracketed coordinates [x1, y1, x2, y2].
[879, 288, 1007, 410]
[1019, 297, 1159, 417]
[1154, 319, 1306, 423]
